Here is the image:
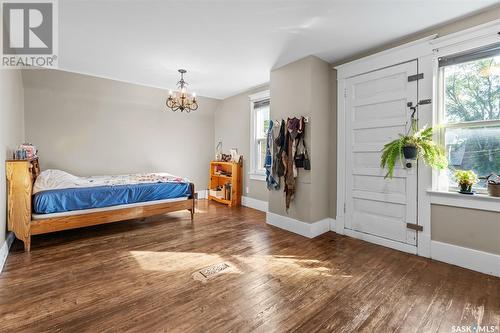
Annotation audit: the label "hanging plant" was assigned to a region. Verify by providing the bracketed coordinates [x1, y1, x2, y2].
[380, 119, 448, 178]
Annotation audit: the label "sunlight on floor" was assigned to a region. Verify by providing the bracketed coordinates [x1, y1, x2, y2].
[129, 251, 226, 272]
[129, 250, 345, 279]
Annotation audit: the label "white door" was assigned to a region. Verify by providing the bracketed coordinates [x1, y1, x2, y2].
[345, 61, 418, 246]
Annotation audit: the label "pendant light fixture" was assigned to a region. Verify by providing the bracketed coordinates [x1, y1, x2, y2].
[166, 69, 198, 112]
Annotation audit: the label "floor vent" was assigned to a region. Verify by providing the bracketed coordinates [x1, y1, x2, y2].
[193, 262, 231, 283]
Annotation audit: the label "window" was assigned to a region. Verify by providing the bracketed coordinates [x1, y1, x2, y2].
[249, 90, 270, 180]
[438, 43, 500, 190]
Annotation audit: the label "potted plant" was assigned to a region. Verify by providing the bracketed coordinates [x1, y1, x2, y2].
[454, 170, 478, 194]
[380, 121, 447, 178]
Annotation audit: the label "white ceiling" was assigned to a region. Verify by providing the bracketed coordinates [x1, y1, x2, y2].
[59, 0, 499, 99]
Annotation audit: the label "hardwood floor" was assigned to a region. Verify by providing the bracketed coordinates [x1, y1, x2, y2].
[1, 200, 499, 332]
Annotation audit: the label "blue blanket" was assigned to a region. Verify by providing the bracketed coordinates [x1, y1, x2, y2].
[33, 182, 191, 214]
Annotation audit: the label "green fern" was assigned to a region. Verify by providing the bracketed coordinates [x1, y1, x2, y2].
[380, 122, 448, 179]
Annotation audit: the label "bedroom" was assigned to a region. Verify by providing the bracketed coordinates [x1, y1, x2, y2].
[0, 1, 499, 331]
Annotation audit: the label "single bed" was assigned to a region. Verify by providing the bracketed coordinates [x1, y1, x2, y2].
[6, 158, 196, 252]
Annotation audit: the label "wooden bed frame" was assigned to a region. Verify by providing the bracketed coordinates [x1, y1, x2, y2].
[6, 158, 196, 252]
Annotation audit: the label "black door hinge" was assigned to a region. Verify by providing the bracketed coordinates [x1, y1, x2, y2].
[408, 73, 424, 82]
[407, 223, 423, 232]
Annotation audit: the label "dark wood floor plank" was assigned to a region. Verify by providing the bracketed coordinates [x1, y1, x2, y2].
[0, 200, 498, 333]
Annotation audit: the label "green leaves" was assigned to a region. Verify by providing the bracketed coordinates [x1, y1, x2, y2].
[454, 169, 478, 186]
[380, 125, 448, 179]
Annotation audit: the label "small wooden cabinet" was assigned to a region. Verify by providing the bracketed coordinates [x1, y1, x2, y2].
[6, 158, 40, 251]
[208, 161, 242, 207]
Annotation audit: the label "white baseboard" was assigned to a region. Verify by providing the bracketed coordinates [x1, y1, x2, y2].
[329, 218, 336, 232]
[266, 212, 331, 238]
[344, 229, 418, 255]
[196, 190, 208, 199]
[241, 196, 268, 212]
[431, 240, 500, 277]
[0, 232, 15, 274]
[417, 233, 431, 258]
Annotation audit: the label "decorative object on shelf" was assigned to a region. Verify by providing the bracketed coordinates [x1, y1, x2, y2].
[484, 173, 500, 197]
[221, 153, 231, 162]
[454, 170, 478, 194]
[166, 69, 198, 113]
[13, 143, 37, 160]
[230, 149, 241, 163]
[215, 141, 222, 161]
[380, 119, 447, 178]
[208, 160, 242, 207]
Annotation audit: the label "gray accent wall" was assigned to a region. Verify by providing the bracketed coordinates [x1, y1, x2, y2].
[214, 85, 269, 202]
[23, 70, 219, 190]
[431, 205, 500, 255]
[0, 70, 25, 248]
[269, 56, 331, 223]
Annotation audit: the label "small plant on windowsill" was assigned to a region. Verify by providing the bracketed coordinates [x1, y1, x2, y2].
[454, 170, 478, 195]
[380, 119, 447, 179]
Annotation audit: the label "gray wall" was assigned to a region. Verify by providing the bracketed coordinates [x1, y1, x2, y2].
[269, 56, 331, 223]
[431, 205, 500, 255]
[0, 70, 25, 249]
[214, 85, 269, 202]
[23, 70, 219, 190]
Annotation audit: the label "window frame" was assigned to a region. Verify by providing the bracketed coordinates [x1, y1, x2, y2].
[435, 45, 500, 193]
[249, 90, 270, 181]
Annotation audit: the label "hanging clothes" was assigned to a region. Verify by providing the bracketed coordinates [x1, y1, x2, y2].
[265, 121, 280, 190]
[273, 120, 286, 178]
[284, 117, 305, 210]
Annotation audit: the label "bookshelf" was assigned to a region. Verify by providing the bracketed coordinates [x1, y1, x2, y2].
[208, 161, 242, 207]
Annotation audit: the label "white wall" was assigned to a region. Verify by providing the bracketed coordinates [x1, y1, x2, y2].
[214, 85, 269, 202]
[23, 70, 219, 190]
[0, 70, 25, 248]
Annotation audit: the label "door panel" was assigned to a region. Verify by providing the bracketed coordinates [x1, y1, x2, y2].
[345, 61, 418, 246]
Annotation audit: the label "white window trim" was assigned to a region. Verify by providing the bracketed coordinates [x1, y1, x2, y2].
[249, 90, 270, 182]
[431, 19, 500, 198]
[427, 190, 500, 213]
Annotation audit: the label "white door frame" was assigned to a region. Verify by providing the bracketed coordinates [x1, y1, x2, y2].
[335, 35, 436, 257]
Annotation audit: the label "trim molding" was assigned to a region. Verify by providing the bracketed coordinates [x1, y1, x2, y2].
[241, 196, 268, 212]
[428, 190, 500, 213]
[196, 189, 208, 200]
[335, 35, 436, 79]
[329, 218, 336, 232]
[266, 212, 331, 238]
[344, 229, 418, 255]
[0, 232, 16, 274]
[431, 241, 500, 277]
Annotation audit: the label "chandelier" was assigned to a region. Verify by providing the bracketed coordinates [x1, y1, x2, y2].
[166, 69, 198, 113]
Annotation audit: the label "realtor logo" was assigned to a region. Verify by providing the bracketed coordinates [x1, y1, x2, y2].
[1, 0, 58, 68]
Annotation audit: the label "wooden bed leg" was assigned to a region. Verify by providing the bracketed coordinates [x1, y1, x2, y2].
[22, 237, 31, 252]
[189, 183, 195, 222]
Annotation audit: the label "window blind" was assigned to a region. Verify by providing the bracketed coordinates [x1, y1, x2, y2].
[254, 99, 270, 109]
[438, 42, 500, 68]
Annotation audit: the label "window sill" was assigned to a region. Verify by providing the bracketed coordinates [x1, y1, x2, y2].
[427, 190, 500, 213]
[249, 173, 266, 181]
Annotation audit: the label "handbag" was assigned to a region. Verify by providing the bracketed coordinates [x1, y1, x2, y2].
[295, 134, 310, 170]
[303, 149, 311, 170]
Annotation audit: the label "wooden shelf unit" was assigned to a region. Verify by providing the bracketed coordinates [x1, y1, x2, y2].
[208, 161, 242, 207]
